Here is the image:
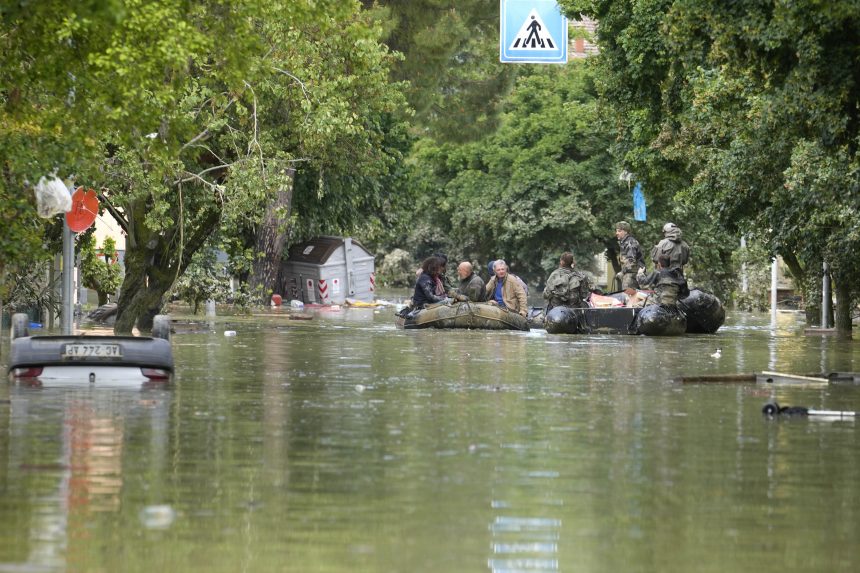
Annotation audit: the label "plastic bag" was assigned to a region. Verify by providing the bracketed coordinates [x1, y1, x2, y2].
[33, 176, 72, 218]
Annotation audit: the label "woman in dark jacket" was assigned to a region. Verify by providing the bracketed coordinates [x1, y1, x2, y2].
[412, 256, 448, 308]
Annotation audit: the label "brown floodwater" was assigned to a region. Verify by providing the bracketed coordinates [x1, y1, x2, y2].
[1, 304, 858, 572]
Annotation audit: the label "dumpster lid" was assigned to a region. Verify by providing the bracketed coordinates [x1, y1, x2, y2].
[286, 236, 371, 265]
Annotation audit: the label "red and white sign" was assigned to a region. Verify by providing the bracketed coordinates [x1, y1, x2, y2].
[305, 279, 316, 303]
[369, 273, 376, 292]
[331, 278, 341, 295]
[318, 279, 330, 303]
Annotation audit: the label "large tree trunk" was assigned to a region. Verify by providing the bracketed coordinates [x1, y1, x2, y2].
[114, 245, 177, 334]
[114, 198, 220, 334]
[834, 280, 853, 338]
[248, 169, 295, 302]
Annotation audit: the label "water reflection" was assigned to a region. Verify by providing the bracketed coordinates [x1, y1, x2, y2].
[1, 386, 171, 572]
[1, 308, 859, 572]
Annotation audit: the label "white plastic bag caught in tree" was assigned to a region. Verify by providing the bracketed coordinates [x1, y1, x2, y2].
[33, 176, 72, 218]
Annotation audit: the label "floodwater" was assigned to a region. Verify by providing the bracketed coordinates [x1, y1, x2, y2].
[1, 302, 859, 573]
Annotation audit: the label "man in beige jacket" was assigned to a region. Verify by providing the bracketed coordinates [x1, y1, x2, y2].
[485, 259, 528, 317]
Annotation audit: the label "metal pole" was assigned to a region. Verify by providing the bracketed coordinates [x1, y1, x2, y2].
[821, 262, 831, 328]
[770, 257, 778, 325]
[62, 220, 75, 335]
[740, 236, 748, 293]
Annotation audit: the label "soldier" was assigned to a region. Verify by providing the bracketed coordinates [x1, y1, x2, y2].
[639, 255, 690, 306]
[650, 222, 691, 274]
[449, 261, 486, 302]
[543, 252, 591, 312]
[614, 221, 646, 290]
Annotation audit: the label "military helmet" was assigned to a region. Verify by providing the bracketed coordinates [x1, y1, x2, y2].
[662, 222, 679, 235]
[615, 221, 632, 233]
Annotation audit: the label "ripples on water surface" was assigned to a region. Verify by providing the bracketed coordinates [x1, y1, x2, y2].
[1, 307, 858, 572]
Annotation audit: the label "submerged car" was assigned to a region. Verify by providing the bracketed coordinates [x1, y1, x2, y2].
[7, 313, 174, 387]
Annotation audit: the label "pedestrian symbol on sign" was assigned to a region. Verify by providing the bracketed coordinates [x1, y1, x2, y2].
[500, 0, 567, 64]
[509, 9, 557, 50]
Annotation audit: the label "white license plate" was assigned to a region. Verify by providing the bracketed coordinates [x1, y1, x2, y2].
[63, 343, 123, 358]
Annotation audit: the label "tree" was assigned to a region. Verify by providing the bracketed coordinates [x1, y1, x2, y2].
[80, 235, 123, 307]
[2, 1, 409, 333]
[562, 0, 860, 331]
[363, 0, 518, 142]
[403, 62, 637, 284]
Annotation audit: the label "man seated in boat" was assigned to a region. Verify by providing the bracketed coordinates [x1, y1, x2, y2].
[638, 255, 690, 306]
[487, 259, 529, 297]
[411, 256, 450, 309]
[448, 261, 487, 302]
[485, 259, 528, 317]
[543, 252, 592, 312]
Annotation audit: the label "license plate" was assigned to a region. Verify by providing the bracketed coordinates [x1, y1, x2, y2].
[63, 343, 122, 358]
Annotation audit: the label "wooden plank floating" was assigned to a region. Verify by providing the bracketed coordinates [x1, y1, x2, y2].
[677, 372, 860, 384]
[757, 371, 829, 385]
[675, 373, 756, 384]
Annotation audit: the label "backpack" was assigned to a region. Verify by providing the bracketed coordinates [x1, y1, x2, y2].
[546, 269, 577, 303]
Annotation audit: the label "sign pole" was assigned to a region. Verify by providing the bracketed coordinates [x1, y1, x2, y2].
[62, 219, 75, 335]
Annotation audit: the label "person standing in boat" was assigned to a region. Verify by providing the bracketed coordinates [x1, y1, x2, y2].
[614, 221, 646, 290]
[650, 222, 690, 275]
[411, 256, 450, 309]
[485, 259, 528, 317]
[543, 252, 591, 312]
[638, 255, 689, 305]
[449, 261, 486, 302]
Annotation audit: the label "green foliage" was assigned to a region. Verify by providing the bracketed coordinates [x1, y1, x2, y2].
[2, 1, 410, 329]
[562, 0, 860, 325]
[3, 259, 58, 318]
[173, 247, 229, 314]
[366, 0, 517, 142]
[79, 234, 124, 306]
[400, 62, 632, 283]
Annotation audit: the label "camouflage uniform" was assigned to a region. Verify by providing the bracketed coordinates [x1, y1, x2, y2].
[543, 267, 591, 311]
[639, 267, 690, 305]
[617, 233, 646, 289]
[650, 224, 691, 273]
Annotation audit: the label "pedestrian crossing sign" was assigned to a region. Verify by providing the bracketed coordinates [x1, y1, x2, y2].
[500, 0, 568, 64]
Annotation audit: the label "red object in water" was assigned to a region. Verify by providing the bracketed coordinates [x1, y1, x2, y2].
[271, 294, 283, 307]
[65, 187, 99, 232]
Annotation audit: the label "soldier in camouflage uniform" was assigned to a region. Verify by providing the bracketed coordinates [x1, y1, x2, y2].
[449, 261, 487, 302]
[639, 255, 690, 305]
[543, 252, 591, 312]
[650, 222, 690, 274]
[614, 221, 646, 290]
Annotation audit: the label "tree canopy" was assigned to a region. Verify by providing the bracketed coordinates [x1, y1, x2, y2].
[2, 0, 409, 331]
[562, 0, 860, 331]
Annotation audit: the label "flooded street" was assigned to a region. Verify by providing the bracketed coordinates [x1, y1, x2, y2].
[1, 304, 859, 572]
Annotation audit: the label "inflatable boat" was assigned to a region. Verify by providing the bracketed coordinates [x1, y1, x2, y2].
[544, 289, 725, 336]
[395, 301, 530, 331]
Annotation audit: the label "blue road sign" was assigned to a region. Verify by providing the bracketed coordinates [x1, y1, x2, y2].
[500, 0, 568, 64]
[633, 182, 647, 221]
